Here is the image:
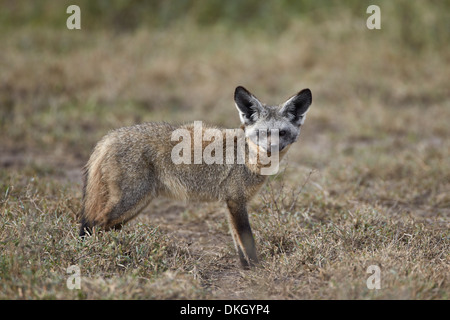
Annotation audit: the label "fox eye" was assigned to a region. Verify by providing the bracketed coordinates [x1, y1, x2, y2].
[279, 130, 286, 136]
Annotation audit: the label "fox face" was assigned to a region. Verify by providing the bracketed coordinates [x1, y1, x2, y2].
[234, 86, 312, 152]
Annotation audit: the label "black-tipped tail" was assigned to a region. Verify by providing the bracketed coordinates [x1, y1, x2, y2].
[79, 217, 93, 237]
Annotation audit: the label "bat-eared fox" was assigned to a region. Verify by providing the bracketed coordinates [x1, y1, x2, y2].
[79, 86, 312, 268]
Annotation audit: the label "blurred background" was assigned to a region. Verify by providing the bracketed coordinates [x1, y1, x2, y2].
[0, 0, 449, 204]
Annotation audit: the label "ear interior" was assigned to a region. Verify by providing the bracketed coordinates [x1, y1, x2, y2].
[280, 88, 312, 125]
[234, 86, 262, 125]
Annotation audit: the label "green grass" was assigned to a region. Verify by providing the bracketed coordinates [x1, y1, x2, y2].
[0, 2, 448, 299]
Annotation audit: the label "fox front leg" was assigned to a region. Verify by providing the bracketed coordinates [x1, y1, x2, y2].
[226, 199, 259, 268]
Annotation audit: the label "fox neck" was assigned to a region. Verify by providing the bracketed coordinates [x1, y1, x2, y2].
[244, 135, 291, 176]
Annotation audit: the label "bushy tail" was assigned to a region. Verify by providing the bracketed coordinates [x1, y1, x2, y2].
[78, 138, 110, 237]
[79, 165, 93, 237]
[79, 216, 92, 237]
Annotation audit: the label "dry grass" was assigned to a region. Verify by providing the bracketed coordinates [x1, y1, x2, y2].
[0, 2, 449, 299]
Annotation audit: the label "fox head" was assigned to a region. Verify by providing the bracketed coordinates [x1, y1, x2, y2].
[234, 86, 312, 153]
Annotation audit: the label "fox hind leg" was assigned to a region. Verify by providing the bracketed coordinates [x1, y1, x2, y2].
[79, 166, 156, 236]
[79, 191, 153, 236]
[103, 194, 154, 231]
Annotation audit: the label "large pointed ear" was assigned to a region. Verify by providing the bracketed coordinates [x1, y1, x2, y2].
[279, 89, 312, 126]
[234, 86, 263, 125]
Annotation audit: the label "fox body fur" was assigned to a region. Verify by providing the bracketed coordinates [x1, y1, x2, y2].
[79, 86, 312, 267]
